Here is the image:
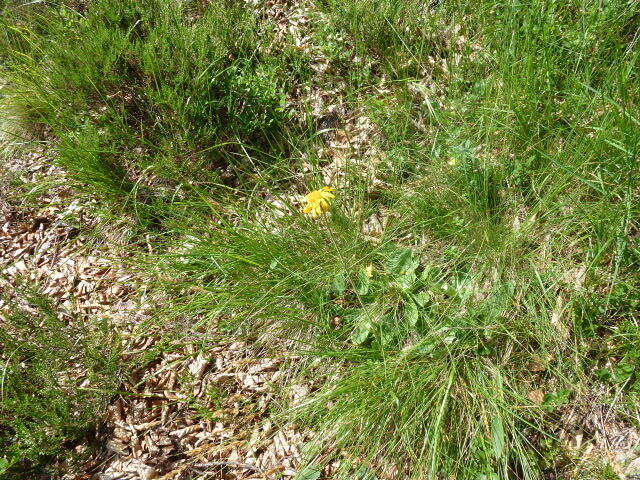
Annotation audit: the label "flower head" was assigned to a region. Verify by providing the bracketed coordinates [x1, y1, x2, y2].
[302, 186, 335, 218]
[365, 264, 374, 278]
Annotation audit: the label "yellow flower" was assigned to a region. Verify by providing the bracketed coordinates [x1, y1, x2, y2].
[302, 186, 335, 218]
[365, 264, 374, 278]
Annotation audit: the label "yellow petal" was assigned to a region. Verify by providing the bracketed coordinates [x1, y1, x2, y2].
[302, 186, 336, 218]
[306, 191, 321, 202]
[321, 191, 335, 200]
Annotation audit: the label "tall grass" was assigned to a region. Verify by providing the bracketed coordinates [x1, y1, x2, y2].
[1, 0, 312, 222]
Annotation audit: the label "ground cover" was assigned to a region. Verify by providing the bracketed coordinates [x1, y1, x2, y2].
[1, 0, 639, 478]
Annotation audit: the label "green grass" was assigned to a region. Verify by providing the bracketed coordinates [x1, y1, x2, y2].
[1, 0, 639, 478]
[1, 0, 313, 225]
[0, 288, 120, 478]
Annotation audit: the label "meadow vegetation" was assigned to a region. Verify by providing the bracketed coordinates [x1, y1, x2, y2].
[1, 0, 639, 478]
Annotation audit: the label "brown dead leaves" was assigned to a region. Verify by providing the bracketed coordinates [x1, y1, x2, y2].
[98, 341, 307, 480]
[1, 146, 310, 479]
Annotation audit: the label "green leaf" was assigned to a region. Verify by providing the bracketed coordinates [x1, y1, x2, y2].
[387, 247, 419, 276]
[491, 416, 505, 460]
[404, 301, 419, 327]
[0, 458, 8, 474]
[297, 466, 322, 480]
[543, 389, 571, 406]
[413, 290, 430, 307]
[440, 282, 457, 296]
[349, 309, 373, 344]
[412, 338, 438, 355]
[398, 270, 417, 290]
[378, 314, 396, 346]
[354, 465, 378, 480]
[411, 327, 454, 356]
[596, 368, 611, 382]
[351, 321, 372, 344]
[332, 272, 346, 295]
[478, 474, 499, 480]
[613, 362, 636, 384]
[355, 268, 370, 295]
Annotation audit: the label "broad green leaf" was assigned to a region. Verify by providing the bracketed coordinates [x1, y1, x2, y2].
[440, 282, 457, 296]
[355, 268, 370, 295]
[332, 272, 346, 295]
[412, 327, 454, 355]
[413, 290, 430, 307]
[412, 338, 438, 355]
[398, 270, 417, 290]
[613, 362, 636, 383]
[542, 389, 571, 406]
[349, 309, 373, 344]
[378, 314, 396, 346]
[404, 301, 419, 327]
[351, 322, 372, 344]
[478, 474, 499, 480]
[442, 331, 457, 345]
[354, 465, 378, 480]
[386, 247, 419, 276]
[491, 416, 505, 459]
[596, 368, 612, 382]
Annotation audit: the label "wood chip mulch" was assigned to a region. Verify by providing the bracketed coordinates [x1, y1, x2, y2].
[1, 148, 309, 480]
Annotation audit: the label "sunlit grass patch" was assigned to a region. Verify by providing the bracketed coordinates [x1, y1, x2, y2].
[1, 0, 313, 219]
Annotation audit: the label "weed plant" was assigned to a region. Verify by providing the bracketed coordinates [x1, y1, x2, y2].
[0, 289, 120, 477]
